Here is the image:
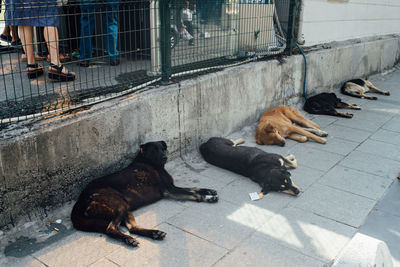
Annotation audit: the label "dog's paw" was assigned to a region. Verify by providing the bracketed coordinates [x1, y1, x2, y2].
[151, 230, 167, 240]
[385, 92, 390, 96]
[346, 113, 353, 118]
[372, 97, 378, 100]
[320, 138, 327, 144]
[319, 130, 328, 137]
[198, 188, 218, 195]
[125, 237, 139, 247]
[204, 195, 219, 203]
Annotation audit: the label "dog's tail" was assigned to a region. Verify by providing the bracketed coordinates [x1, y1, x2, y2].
[71, 199, 110, 233]
[283, 154, 297, 169]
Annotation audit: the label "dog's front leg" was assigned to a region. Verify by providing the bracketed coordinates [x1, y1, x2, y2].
[302, 127, 328, 137]
[164, 186, 218, 203]
[292, 126, 327, 144]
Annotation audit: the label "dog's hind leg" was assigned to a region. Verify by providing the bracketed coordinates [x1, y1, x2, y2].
[125, 213, 166, 240]
[283, 154, 297, 169]
[106, 218, 139, 247]
[365, 80, 390, 95]
[164, 186, 218, 203]
[336, 101, 361, 110]
[286, 108, 321, 129]
[230, 138, 245, 147]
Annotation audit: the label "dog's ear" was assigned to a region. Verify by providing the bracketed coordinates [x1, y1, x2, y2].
[160, 141, 167, 149]
[365, 76, 369, 81]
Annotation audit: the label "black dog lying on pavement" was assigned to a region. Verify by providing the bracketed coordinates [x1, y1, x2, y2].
[304, 92, 361, 118]
[71, 141, 218, 247]
[200, 137, 300, 197]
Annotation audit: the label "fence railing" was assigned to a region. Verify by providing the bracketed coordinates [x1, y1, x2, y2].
[0, 0, 295, 124]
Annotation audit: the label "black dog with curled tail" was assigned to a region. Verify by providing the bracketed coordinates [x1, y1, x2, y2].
[71, 141, 218, 247]
[200, 137, 300, 197]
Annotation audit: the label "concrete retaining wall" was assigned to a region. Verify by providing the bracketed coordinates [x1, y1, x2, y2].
[1, 35, 400, 229]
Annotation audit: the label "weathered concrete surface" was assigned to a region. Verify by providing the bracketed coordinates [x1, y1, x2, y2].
[0, 35, 400, 229]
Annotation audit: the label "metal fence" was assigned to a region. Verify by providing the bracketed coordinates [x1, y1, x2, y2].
[0, 0, 295, 124]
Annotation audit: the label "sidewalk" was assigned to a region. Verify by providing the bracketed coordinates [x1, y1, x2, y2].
[1, 66, 400, 267]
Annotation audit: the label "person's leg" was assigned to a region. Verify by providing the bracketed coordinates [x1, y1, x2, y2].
[103, 0, 119, 63]
[19, 25, 44, 78]
[43, 26, 75, 79]
[80, 0, 96, 62]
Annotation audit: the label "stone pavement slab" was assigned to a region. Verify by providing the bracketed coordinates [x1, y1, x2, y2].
[340, 150, 399, 178]
[319, 165, 393, 200]
[214, 234, 326, 267]
[290, 183, 376, 227]
[255, 207, 357, 261]
[106, 223, 228, 267]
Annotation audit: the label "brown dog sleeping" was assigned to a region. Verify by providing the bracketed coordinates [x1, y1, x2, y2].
[255, 106, 327, 146]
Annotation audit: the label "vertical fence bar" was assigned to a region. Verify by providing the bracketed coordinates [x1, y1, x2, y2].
[286, 0, 297, 54]
[159, 0, 171, 82]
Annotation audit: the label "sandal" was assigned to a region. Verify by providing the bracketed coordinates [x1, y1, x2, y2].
[27, 63, 44, 79]
[48, 63, 75, 82]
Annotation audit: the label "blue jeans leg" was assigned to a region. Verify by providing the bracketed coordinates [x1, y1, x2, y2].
[80, 1, 96, 61]
[103, 0, 119, 61]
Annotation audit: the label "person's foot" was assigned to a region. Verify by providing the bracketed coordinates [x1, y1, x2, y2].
[0, 34, 12, 43]
[48, 64, 75, 82]
[110, 58, 120, 66]
[21, 53, 47, 62]
[27, 63, 44, 79]
[78, 60, 90, 67]
[11, 39, 22, 47]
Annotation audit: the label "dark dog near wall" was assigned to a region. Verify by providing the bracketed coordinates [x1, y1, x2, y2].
[71, 141, 218, 247]
[200, 137, 300, 197]
[304, 92, 361, 118]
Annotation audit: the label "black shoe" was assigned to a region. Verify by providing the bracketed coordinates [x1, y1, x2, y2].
[11, 39, 22, 48]
[0, 34, 12, 43]
[27, 63, 44, 79]
[48, 63, 75, 82]
[78, 60, 90, 67]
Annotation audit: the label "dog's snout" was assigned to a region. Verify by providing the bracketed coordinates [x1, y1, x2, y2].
[279, 141, 285, 147]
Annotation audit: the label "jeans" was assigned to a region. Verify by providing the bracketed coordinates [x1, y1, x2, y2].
[80, 0, 119, 61]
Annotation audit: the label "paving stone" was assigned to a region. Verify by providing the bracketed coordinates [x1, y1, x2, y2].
[370, 129, 400, 146]
[214, 233, 327, 267]
[88, 258, 120, 267]
[356, 139, 400, 161]
[133, 199, 188, 229]
[167, 199, 270, 249]
[359, 209, 400, 265]
[106, 223, 227, 267]
[0, 256, 46, 267]
[255, 207, 357, 261]
[323, 124, 371, 143]
[382, 115, 400, 132]
[340, 150, 399, 178]
[289, 165, 325, 191]
[304, 136, 359, 156]
[287, 146, 344, 172]
[290, 183, 376, 227]
[334, 110, 391, 132]
[374, 180, 400, 217]
[319, 165, 393, 200]
[32, 231, 121, 267]
[309, 114, 338, 129]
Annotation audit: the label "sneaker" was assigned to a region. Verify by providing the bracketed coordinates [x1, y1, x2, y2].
[0, 34, 12, 43]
